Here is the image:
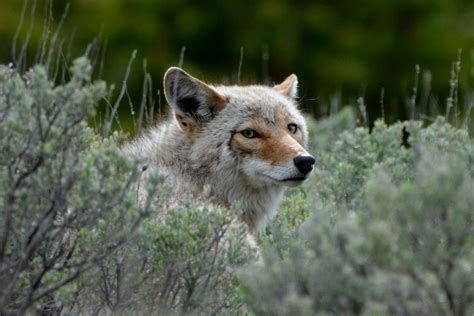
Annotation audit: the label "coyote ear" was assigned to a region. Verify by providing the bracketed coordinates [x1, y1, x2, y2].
[163, 67, 228, 132]
[274, 74, 298, 99]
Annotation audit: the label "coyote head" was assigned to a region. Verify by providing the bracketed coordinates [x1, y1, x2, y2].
[162, 67, 314, 229]
[163, 67, 314, 188]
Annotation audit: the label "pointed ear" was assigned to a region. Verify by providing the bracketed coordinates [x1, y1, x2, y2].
[273, 74, 298, 99]
[163, 67, 228, 132]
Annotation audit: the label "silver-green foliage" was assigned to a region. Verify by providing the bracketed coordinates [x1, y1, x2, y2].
[0, 58, 160, 313]
[73, 203, 254, 315]
[0, 58, 255, 315]
[3, 56, 473, 315]
[244, 111, 474, 315]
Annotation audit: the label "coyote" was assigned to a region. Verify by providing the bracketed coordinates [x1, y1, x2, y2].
[123, 67, 315, 233]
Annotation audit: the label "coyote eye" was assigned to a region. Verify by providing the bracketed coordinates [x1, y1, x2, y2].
[240, 128, 259, 139]
[288, 123, 298, 134]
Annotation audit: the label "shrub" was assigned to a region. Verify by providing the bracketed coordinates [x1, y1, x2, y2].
[2, 55, 473, 315]
[242, 112, 474, 315]
[0, 58, 254, 315]
[0, 58, 146, 313]
[71, 203, 254, 315]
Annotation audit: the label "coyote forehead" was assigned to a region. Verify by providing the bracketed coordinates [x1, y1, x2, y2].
[124, 67, 315, 232]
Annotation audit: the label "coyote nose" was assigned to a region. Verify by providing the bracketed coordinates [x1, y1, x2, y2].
[293, 155, 315, 175]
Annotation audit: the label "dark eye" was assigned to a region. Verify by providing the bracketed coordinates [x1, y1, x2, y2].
[240, 128, 259, 139]
[288, 123, 298, 134]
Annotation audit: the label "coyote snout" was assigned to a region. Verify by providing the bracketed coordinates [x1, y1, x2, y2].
[294, 155, 316, 176]
[123, 66, 314, 231]
[273, 154, 315, 186]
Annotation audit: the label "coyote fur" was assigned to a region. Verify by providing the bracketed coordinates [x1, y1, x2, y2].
[122, 67, 315, 233]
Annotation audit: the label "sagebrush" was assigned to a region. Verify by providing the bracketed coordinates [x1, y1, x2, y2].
[1, 56, 473, 315]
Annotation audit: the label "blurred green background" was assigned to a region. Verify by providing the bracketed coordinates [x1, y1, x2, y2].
[1, 0, 473, 124]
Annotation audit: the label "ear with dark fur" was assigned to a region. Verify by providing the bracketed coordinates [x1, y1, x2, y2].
[163, 67, 228, 132]
[273, 74, 298, 99]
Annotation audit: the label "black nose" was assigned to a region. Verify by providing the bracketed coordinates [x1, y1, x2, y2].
[293, 155, 315, 175]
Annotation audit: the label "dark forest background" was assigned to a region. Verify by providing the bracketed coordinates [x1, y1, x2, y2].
[1, 0, 473, 127]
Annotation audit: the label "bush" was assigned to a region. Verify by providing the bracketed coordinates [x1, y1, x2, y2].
[71, 203, 254, 315]
[1, 56, 473, 315]
[0, 58, 254, 315]
[243, 112, 474, 315]
[0, 58, 154, 314]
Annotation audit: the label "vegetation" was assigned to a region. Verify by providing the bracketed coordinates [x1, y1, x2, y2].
[0, 57, 255, 314]
[1, 54, 472, 314]
[247, 114, 474, 315]
[0, 58, 154, 313]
